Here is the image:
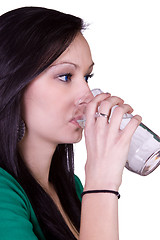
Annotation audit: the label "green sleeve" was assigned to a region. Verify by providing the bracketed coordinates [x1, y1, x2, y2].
[74, 175, 83, 202]
[0, 168, 45, 240]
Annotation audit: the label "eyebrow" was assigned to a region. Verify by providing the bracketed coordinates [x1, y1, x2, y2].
[50, 61, 95, 70]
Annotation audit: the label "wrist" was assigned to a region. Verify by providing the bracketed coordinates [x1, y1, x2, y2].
[84, 180, 120, 192]
[84, 170, 122, 192]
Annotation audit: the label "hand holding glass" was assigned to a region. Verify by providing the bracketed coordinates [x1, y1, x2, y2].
[77, 89, 160, 176]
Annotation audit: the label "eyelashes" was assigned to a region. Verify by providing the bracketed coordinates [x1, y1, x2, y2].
[58, 73, 94, 83]
[84, 73, 94, 83]
[58, 73, 72, 82]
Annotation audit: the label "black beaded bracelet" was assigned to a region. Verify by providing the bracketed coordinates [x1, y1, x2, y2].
[81, 190, 120, 199]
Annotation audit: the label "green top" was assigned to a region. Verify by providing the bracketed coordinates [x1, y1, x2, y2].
[0, 167, 83, 240]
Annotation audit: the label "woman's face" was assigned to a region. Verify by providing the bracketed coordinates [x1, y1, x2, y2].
[22, 33, 94, 145]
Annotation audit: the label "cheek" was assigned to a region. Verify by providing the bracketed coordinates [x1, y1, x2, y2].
[21, 78, 79, 143]
[22, 84, 72, 135]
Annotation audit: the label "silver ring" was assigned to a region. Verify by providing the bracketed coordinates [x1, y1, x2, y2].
[96, 112, 109, 119]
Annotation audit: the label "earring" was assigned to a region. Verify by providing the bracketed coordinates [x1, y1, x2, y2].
[17, 119, 26, 142]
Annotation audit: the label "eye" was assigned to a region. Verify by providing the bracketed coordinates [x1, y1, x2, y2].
[58, 73, 72, 82]
[84, 73, 94, 83]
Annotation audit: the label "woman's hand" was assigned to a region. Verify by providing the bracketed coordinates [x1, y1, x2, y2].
[84, 93, 142, 191]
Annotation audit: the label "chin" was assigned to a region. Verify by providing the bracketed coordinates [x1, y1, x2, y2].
[65, 130, 83, 144]
[74, 135, 82, 143]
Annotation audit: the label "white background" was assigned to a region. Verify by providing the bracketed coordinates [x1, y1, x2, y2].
[1, 1, 160, 239]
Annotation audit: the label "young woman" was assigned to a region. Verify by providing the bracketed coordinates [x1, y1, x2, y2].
[0, 6, 142, 240]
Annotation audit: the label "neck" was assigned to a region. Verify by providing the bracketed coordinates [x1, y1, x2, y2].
[18, 132, 57, 188]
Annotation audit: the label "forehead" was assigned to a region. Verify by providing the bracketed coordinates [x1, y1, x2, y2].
[53, 33, 93, 67]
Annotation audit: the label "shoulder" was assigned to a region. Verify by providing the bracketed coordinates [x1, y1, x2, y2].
[0, 167, 31, 211]
[0, 168, 45, 240]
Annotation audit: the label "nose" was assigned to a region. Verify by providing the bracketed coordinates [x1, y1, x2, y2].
[73, 85, 93, 119]
[75, 86, 94, 106]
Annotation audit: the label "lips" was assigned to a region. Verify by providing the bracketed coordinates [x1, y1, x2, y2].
[69, 115, 85, 128]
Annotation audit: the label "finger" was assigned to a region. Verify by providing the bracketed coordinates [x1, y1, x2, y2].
[85, 93, 111, 127]
[109, 104, 134, 132]
[96, 96, 124, 127]
[122, 114, 142, 140]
